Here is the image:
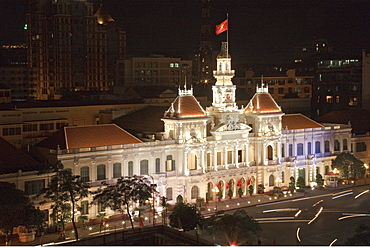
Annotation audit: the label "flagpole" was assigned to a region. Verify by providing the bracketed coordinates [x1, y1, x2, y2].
[226, 13, 229, 59]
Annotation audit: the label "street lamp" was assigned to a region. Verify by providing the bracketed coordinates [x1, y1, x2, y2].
[364, 164, 369, 184]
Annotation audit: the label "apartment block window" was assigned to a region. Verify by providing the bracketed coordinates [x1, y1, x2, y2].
[97, 164, 106, 180]
[2, 127, 21, 136]
[25, 179, 45, 195]
[128, 161, 133, 176]
[166, 187, 173, 200]
[356, 142, 367, 152]
[81, 201, 89, 215]
[334, 140, 340, 151]
[40, 123, 54, 131]
[315, 141, 321, 154]
[140, 160, 149, 175]
[335, 96, 340, 104]
[326, 96, 333, 103]
[155, 158, 160, 173]
[297, 143, 303, 156]
[325, 140, 330, 152]
[307, 142, 312, 155]
[23, 124, 37, 132]
[113, 163, 121, 178]
[80, 166, 90, 182]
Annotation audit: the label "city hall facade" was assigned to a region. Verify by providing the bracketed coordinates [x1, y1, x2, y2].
[33, 42, 352, 219]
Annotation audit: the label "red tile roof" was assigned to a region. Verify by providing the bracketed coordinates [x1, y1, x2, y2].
[282, 114, 323, 130]
[164, 95, 206, 119]
[37, 124, 142, 150]
[245, 93, 281, 113]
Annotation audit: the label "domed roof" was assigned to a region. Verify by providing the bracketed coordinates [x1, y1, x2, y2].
[163, 95, 206, 119]
[245, 85, 281, 114]
[94, 4, 114, 25]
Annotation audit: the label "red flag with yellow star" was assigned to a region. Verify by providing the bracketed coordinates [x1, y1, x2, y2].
[215, 19, 228, 35]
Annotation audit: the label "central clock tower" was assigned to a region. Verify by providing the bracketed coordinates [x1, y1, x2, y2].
[206, 42, 251, 139]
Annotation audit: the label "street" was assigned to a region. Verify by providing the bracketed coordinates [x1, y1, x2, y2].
[251, 185, 370, 245]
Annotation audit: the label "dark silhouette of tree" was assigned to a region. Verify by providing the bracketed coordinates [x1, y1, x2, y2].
[345, 223, 370, 245]
[93, 175, 157, 229]
[315, 173, 324, 187]
[169, 202, 203, 231]
[289, 176, 295, 191]
[202, 209, 262, 246]
[36, 161, 90, 241]
[332, 152, 365, 184]
[0, 182, 44, 245]
[296, 176, 305, 189]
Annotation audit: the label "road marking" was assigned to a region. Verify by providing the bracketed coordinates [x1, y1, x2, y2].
[258, 219, 310, 223]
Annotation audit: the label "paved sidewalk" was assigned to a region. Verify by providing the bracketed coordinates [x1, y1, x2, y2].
[3, 180, 367, 246]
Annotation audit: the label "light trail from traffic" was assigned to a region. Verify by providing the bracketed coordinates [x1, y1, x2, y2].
[355, 189, 369, 199]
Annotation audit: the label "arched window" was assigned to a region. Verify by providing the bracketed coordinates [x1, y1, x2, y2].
[155, 158, 160, 173]
[297, 143, 303, 156]
[191, 186, 199, 199]
[80, 166, 89, 182]
[267, 145, 273, 160]
[307, 142, 312, 155]
[113, 163, 121, 178]
[140, 160, 149, 175]
[188, 153, 197, 170]
[97, 164, 106, 180]
[166, 187, 173, 201]
[269, 174, 275, 187]
[334, 139, 340, 151]
[315, 141, 321, 154]
[128, 161, 133, 176]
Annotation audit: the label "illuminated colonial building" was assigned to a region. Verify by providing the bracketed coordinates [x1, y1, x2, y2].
[25, 42, 353, 220]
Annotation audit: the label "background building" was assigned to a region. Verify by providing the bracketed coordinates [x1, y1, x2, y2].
[27, 1, 126, 100]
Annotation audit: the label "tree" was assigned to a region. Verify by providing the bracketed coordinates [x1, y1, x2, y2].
[36, 161, 90, 241]
[296, 176, 305, 189]
[289, 176, 295, 191]
[315, 173, 324, 187]
[332, 152, 365, 184]
[202, 209, 262, 246]
[0, 182, 44, 245]
[169, 202, 203, 231]
[93, 175, 157, 229]
[345, 223, 370, 245]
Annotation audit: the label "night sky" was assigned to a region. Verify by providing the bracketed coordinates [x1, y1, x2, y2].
[1, 0, 369, 65]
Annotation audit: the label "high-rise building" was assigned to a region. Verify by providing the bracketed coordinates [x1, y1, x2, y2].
[27, 0, 126, 100]
[194, 0, 215, 85]
[294, 37, 333, 63]
[311, 57, 362, 118]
